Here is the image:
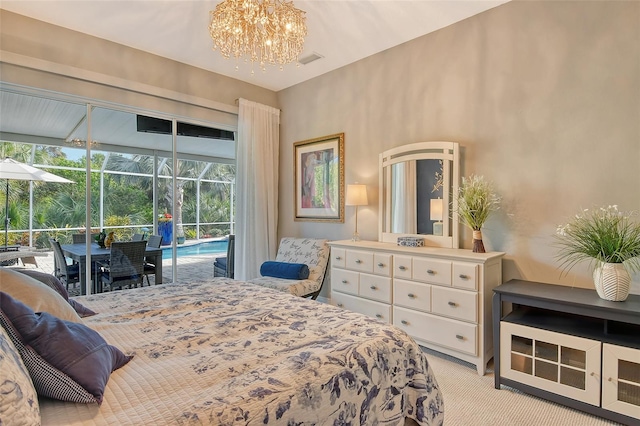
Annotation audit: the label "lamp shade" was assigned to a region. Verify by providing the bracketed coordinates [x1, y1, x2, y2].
[430, 198, 443, 221]
[346, 184, 368, 206]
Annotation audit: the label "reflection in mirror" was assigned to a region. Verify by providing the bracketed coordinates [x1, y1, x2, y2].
[380, 142, 459, 248]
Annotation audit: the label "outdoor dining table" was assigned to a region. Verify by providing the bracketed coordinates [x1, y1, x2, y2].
[60, 242, 163, 295]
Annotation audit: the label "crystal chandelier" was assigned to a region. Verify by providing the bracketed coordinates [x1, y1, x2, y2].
[209, 0, 307, 73]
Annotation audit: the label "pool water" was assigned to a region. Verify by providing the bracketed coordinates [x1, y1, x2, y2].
[162, 240, 228, 260]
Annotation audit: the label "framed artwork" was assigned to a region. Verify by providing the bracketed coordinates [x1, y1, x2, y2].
[294, 133, 344, 222]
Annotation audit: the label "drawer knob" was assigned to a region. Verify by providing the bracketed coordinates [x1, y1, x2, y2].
[355, 259, 362, 264]
[455, 334, 464, 340]
[399, 265, 407, 271]
[377, 262, 384, 267]
[342, 279, 348, 284]
[376, 314, 383, 319]
[427, 269, 435, 275]
[459, 274, 469, 279]
[408, 293, 416, 299]
[448, 301, 458, 307]
[335, 256, 342, 260]
[370, 285, 377, 290]
[401, 320, 409, 325]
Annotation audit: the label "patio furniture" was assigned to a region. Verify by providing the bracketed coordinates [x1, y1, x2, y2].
[94, 240, 146, 292]
[143, 235, 163, 285]
[213, 235, 235, 279]
[49, 238, 80, 291]
[60, 242, 163, 294]
[132, 233, 144, 241]
[248, 237, 330, 299]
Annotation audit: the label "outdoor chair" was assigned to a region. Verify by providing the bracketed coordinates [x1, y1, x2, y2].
[132, 233, 144, 241]
[49, 238, 80, 291]
[213, 235, 235, 279]
[94, 240, 146, 292]
[143, 235, 163, 285]
[248, 237, 330, 299]
[72, 233, 97, 244]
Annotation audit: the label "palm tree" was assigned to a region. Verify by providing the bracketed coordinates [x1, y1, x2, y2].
[106, 155, 234, 239]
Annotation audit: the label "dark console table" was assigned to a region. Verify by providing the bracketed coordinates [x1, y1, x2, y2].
[493, 279, 640, 425]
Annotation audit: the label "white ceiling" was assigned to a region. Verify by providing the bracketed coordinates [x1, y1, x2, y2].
[1, 0, 509, 92]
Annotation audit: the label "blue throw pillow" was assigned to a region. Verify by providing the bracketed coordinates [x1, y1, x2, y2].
[0, 292, 132, 404]
[260, 261, 310, 280]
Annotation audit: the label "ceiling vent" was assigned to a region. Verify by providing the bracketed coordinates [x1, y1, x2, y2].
[298, 52, 324, 65]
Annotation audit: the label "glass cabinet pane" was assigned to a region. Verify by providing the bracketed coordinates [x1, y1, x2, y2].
[560, 366, 586, 390]
[511, 353, 532, 374]
[618, 382, 640, 406]
[561, 347, 586, 369]
[619, 360, 640, 384]
[535, 360, 558, 382]
[535, 341, 558, 362]
[512, 335, 533, 355]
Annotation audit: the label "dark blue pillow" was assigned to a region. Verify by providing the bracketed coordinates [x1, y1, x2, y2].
[0, 292, 132, 404]
[260, 261, 310, 280]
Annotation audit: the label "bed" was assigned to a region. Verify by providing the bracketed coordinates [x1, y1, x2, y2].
[7, 276, 444, 425]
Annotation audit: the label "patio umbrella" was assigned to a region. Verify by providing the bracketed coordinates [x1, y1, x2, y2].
[0, 158, 73, 250]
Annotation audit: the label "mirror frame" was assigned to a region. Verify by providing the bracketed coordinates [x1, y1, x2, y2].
[378, 141, 459, 248]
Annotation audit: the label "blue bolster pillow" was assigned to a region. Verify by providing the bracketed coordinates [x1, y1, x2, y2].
[260, 261, 310, 280]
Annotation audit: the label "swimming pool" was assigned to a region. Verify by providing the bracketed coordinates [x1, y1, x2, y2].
[162, 240, 228, 260]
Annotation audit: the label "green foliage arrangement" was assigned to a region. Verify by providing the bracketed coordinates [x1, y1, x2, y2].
[457, 175, 500, 231]
[555, 205, 640, 275]
[457, 175, 500, 253]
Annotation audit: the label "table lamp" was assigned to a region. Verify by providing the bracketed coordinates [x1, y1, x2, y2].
[430, 198, 443, 236]
[346, 184, 368, 241]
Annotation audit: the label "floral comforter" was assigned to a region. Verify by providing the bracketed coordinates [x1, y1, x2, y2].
[39, 279, 444, 425]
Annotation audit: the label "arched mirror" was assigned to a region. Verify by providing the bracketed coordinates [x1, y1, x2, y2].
[379, 141, 459, 248]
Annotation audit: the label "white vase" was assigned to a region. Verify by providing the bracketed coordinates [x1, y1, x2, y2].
[593, 262, 631, 302]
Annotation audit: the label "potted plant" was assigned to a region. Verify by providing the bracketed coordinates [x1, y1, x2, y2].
[456, 174, 500, 253]
[555, 205, 640, 301]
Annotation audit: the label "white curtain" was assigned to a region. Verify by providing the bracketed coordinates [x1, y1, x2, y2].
[234, 99, 280, 280]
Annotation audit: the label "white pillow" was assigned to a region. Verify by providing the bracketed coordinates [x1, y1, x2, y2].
[0, 268, 81, 323]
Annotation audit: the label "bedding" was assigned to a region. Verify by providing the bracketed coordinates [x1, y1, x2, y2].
[39, 279, 444, 425]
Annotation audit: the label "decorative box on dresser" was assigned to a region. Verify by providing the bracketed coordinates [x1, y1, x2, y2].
[328, 240, 504, 375]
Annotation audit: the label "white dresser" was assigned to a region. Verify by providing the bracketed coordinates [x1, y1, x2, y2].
[328, 240, 504, 375]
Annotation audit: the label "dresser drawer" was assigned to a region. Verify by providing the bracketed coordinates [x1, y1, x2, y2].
[412, 258, 452, 286]
[393, 307, 477, 355]
[331, 268, 359, 295]
[333, 292, 391, 323]
[394, 279, 431, 313]
[453, 262, 478, 290]
[394, 255, 413, 279]
[332, 248, 346, 269]
[373, 253, 392, 277]
[346, 250, 374, 273]
[359, 273, 392, 303]
[431, 286, 478, 323]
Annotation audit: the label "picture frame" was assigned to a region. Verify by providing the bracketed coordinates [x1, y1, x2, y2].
[294, 133, 345, 222]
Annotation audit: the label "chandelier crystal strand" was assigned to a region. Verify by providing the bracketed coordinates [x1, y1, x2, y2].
[209, 0, 307, 73]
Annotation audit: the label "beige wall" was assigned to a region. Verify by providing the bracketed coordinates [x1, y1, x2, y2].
[277, 0, 640, 297]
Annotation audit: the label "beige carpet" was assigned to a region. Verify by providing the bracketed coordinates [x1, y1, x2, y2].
[421, 348, 621, 426]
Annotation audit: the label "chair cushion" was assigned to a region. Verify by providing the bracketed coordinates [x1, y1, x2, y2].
[0, 292, 132, 404]
[248, 277, 320, 297]
[274, 238, 330, 287]
[260, 261, 310, 280]
[214, 256, 228, 268]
